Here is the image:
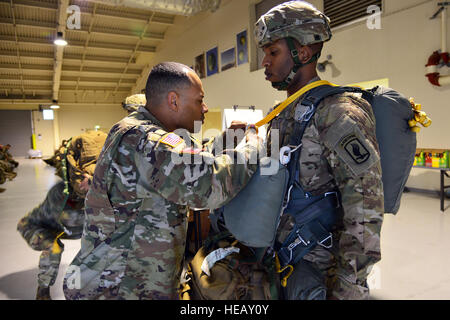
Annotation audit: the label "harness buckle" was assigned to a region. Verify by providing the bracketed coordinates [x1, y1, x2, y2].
[287, 232, 310, 252]
[302, 105, 315, 122]
[317, 234, 333, 249]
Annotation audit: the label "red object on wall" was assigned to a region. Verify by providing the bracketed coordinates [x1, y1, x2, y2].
[426, 51, 441, 66]
[425, 51, 449, 86]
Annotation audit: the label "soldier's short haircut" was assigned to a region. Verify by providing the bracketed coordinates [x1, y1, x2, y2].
[145, 62, 194, 107]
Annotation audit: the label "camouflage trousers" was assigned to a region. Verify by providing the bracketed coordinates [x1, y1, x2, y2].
[301, 223, 383, 300]
[278, 209, 383, 300]
[17, 180, 85, 287]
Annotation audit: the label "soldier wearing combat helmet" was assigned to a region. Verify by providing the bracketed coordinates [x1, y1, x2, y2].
[255, 1, 384, 300]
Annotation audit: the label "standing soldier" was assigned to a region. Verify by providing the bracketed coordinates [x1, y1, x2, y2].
[17, 130, 107, 299]
[255, 1, 384, 299]
[63, 62, 262, 300]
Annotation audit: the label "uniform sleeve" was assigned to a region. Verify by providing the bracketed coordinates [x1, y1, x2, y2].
[318, 96, 384, 299]
[136, 130, 262, 210]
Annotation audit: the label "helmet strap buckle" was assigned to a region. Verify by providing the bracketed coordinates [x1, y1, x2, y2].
[291, 49, 299, 58]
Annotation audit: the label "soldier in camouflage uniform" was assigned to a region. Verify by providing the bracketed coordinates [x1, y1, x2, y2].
[0, 144, 19, 168]
[63, 62, 262, 300]
[255, 1, 384, 299]
[0, 144, 19, 191]
[17, 130, 107, 300]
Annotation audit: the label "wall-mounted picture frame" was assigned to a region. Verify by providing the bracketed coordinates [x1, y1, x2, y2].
[194, 53, 206, 79]
[221, 47, 236, 71]
[206, 47, 219, 77]
[236, 30, 248, 65]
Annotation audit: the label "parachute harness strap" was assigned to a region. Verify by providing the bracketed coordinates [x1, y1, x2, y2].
[255, 80, 339, 128]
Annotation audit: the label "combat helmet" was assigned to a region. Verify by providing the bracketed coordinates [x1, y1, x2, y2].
[255, 1, 332, 90]
[122, 94, 146, 113]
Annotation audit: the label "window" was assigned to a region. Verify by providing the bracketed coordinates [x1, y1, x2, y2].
[42, 109, 54, 120]
[324, 0, 382, 29]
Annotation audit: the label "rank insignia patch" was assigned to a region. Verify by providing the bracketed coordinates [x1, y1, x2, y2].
[159, 133, 183, 148]
[340, 133, 370, 164]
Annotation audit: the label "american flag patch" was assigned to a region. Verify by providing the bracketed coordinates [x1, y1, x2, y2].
[159, 133, 183, 148]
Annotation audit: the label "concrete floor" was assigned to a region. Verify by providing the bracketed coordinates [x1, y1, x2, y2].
[0, 158, 449, 300]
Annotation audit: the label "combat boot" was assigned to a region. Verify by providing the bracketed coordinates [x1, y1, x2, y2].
[36, 286, 52, 300]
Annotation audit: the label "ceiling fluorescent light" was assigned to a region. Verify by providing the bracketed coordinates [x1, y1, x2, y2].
[54, 32, 67, 46]
[50, 100, 60, 109]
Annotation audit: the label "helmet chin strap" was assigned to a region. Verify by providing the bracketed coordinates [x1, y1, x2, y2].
[271, 37, 321, 91]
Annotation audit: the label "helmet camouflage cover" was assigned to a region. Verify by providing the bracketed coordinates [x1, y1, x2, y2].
[122, 94, 146, 113]
[255, 0, 332, 48]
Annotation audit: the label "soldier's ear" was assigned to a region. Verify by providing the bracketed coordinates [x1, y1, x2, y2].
[167, 91, 179, 112]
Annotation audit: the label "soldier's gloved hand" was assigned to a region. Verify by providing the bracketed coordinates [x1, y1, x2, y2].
[245, 124, 261, 143]
[79, 173, 92, 192]
[228, 120, 247, 131]
[222, 120, 248, 148]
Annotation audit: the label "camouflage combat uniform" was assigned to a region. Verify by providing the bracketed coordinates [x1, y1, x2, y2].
[0, 144, 19, 168]
[269, 77, 384, 300]
[0, 144, 18, 187]
[0, 159, 16, 183]
[63, 107, 261, 300]
[17, 131, 107, 293]
[17, 180, 85, 288]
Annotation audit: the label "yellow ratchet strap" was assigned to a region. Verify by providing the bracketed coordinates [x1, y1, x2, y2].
[408, 98, 431, 133]
[51, 231, 65, 255]
[255, 80, 339, 128]
[275, 253, 294, 288]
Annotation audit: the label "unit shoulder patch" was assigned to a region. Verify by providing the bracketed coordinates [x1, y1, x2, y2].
[324, 114, 380, 177]
[339, 133, 371, 164]
[159, 132, 184, 148]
